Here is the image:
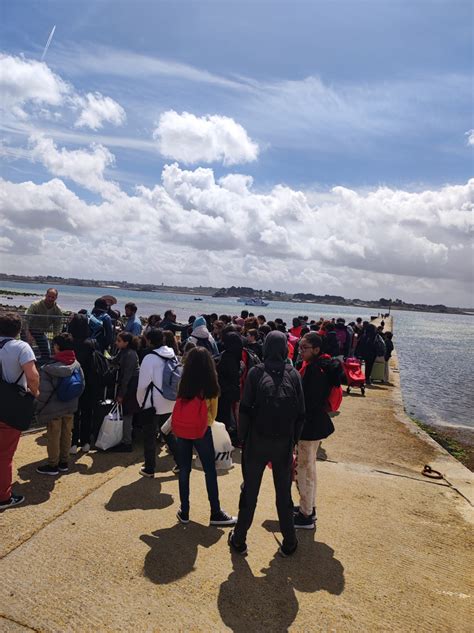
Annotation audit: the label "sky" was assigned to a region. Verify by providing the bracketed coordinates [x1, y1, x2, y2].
[0, 0, 473, 306]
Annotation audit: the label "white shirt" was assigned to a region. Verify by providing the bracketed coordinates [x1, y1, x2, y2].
[0, 337, 36, 391]
[137, 346, 176, 415]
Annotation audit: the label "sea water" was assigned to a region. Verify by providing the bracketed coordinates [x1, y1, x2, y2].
[1, 280, 472, 430]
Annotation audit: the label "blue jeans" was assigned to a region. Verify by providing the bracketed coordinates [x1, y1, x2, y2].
[177, 427, 220, 515]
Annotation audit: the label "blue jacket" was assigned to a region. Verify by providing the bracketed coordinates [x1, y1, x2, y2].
[124, 315, 142, 336]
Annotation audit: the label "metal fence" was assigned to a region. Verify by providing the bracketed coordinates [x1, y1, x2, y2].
[20, 314, 71, 361]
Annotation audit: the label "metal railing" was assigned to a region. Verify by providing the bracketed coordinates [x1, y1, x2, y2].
[20, 314, 71, 361]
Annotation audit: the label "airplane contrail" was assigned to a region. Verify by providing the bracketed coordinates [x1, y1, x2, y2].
[41, 25, 56, 61]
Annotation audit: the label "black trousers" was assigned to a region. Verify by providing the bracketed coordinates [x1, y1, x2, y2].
[72, 390, 94, 446]
[234, 431, 296, 548]
[142, 412, 178, 472]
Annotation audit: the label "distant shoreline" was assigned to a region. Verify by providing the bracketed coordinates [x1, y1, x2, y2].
[0, 275, 471, 316]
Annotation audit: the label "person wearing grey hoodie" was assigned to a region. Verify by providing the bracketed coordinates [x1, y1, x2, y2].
[35, 333, 85, 476]
[228, 331, 305, 557]
[187, 316, 219, 357]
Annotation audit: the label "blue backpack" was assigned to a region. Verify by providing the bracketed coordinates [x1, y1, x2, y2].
[88, 313, 105, 340]
[150, 352, 182, 401]
[57, 368, 84, 402]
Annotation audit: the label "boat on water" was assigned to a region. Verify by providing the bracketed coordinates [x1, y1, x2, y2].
[244, 298, 269, 307]
[194, 297, 203, 301]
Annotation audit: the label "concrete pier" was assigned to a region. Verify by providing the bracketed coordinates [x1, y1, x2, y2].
[1, 318, 473, 632]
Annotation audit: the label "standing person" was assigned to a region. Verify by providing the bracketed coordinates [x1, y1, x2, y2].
[160, 310, 189, 338]
[294, 333, 341, 529]
[383, 332, 394, 383]
[289, 317, 302, 338]
[356, 323, 379, 385]
[25, 288, 63, 364]
[0, 313, 40, 509]
[334, 318, 353, 359]
[109, 331, 140, 452]
[90, 298, 114, 352]
[245, 329, 263, 360]
[188, 316, 219, 357]
[136, 328, 179, 477]
[163, 330, 180, 357]
[144, 314, 162, 336]
[123, 302, 142, 336]
[35, 333, 85, 475]
[173, 347, 237, 526]
[257, 315, 266, 327]
[228, 331, 305, 556]
[68, 314, 96, 455]
[216, 332, 243, 439]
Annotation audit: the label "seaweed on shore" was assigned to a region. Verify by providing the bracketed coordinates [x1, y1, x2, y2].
[410, 417, 473, 471]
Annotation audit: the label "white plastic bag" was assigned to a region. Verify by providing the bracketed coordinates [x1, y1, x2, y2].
[95, 403, 123, 450]
[195, 421, 234, 471]
[160, 414, 172, 436]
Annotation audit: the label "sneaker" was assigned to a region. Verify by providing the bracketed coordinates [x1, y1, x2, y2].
[294, 511, 315, 530]
[139, 467, 155, 478]
[172, 465, 180, 475]
[36, 464, 59, 476]
[82, 443, 91, 453]
[58, 462, 69, 472]
[69, 445, 79, 455]
[176, 509, 189, 524]
[0, 494, 25, 510]
[228, 530, 247, 555]
[210, 510, 237, 526]
[279, 541, 298, 558]
[293, 505, 316, 520]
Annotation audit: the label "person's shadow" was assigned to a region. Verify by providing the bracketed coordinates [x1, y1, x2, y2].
[140, 523, 224, 585]
[105, 475, 175, 512]
[218, 524, 345, 632]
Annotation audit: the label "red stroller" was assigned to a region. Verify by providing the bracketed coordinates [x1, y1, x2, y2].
[343, 357, 366, 396]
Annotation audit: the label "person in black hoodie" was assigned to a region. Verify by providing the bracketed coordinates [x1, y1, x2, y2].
[295, 332, 342, 529]
[68, 313, 96, 454]
[321, 323, 340, 357]
[355, 323, 379, 384]
[229, 331, 305, 557]
[216, 332, 243, 437]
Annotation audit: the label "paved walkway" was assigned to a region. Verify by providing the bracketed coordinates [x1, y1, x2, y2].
[1, 321, 473, 632]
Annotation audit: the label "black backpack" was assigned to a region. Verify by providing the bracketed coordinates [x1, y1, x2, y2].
[375, 334, 386, 357]
[194, 336, 215, 355]
[252, 365, 300, 439]
[90, 350, 117, 389]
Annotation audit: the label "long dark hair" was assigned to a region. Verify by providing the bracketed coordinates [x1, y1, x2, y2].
[177, 347, 220, 400]
[68, 313, 89, 341]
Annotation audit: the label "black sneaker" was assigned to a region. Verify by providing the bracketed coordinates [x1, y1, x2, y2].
[139, 467, 155, 478]
[228, 530, 247, 555]
[279, 541, 298, 558]
[176, 509, 189, 524]
[58, 462, 69, 472]
[0, 494, 25, 510]
[210, 510, 237, 526]
[293, 505, 316, 520]
[36, 464, 59, 476]
[294, 511, 315, 530]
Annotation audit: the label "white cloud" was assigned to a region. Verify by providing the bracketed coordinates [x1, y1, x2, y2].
[466, 130, 474, 147]
[29, 134, 121, 199]
[153, 111, 259, 165]
[0, 54, 69, 116]
[2, 158, 471, 304]
[74, 92, 126, 130]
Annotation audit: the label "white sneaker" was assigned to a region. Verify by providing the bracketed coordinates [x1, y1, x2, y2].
[69, 445, 79, 455]
[82, 443, 91, 453]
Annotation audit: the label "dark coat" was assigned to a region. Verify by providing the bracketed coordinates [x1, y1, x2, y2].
[300, 356, 341, 441]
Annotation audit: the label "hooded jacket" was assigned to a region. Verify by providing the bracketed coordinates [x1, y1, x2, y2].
[35, 355, 85, 423]
[137, 345, 176, 414]
[217, 332, 243, 401]
[188, 316, 219, 357]
[239, 331, 305, 444]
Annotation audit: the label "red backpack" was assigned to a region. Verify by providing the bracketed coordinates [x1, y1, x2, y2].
[171, 397, 208, 440]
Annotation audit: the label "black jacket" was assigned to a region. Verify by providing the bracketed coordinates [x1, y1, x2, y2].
[300, 356, 341, 441]
[217, 333, 243, 401]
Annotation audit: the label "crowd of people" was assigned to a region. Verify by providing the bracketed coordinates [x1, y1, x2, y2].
[0, 288, 394, 557]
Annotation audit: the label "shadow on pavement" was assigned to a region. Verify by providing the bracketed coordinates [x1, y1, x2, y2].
[15, 459, 57, 506]
[218, 541, 345, 632]
[105, 475, 175, 512]
[140, 523, 224, 584]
